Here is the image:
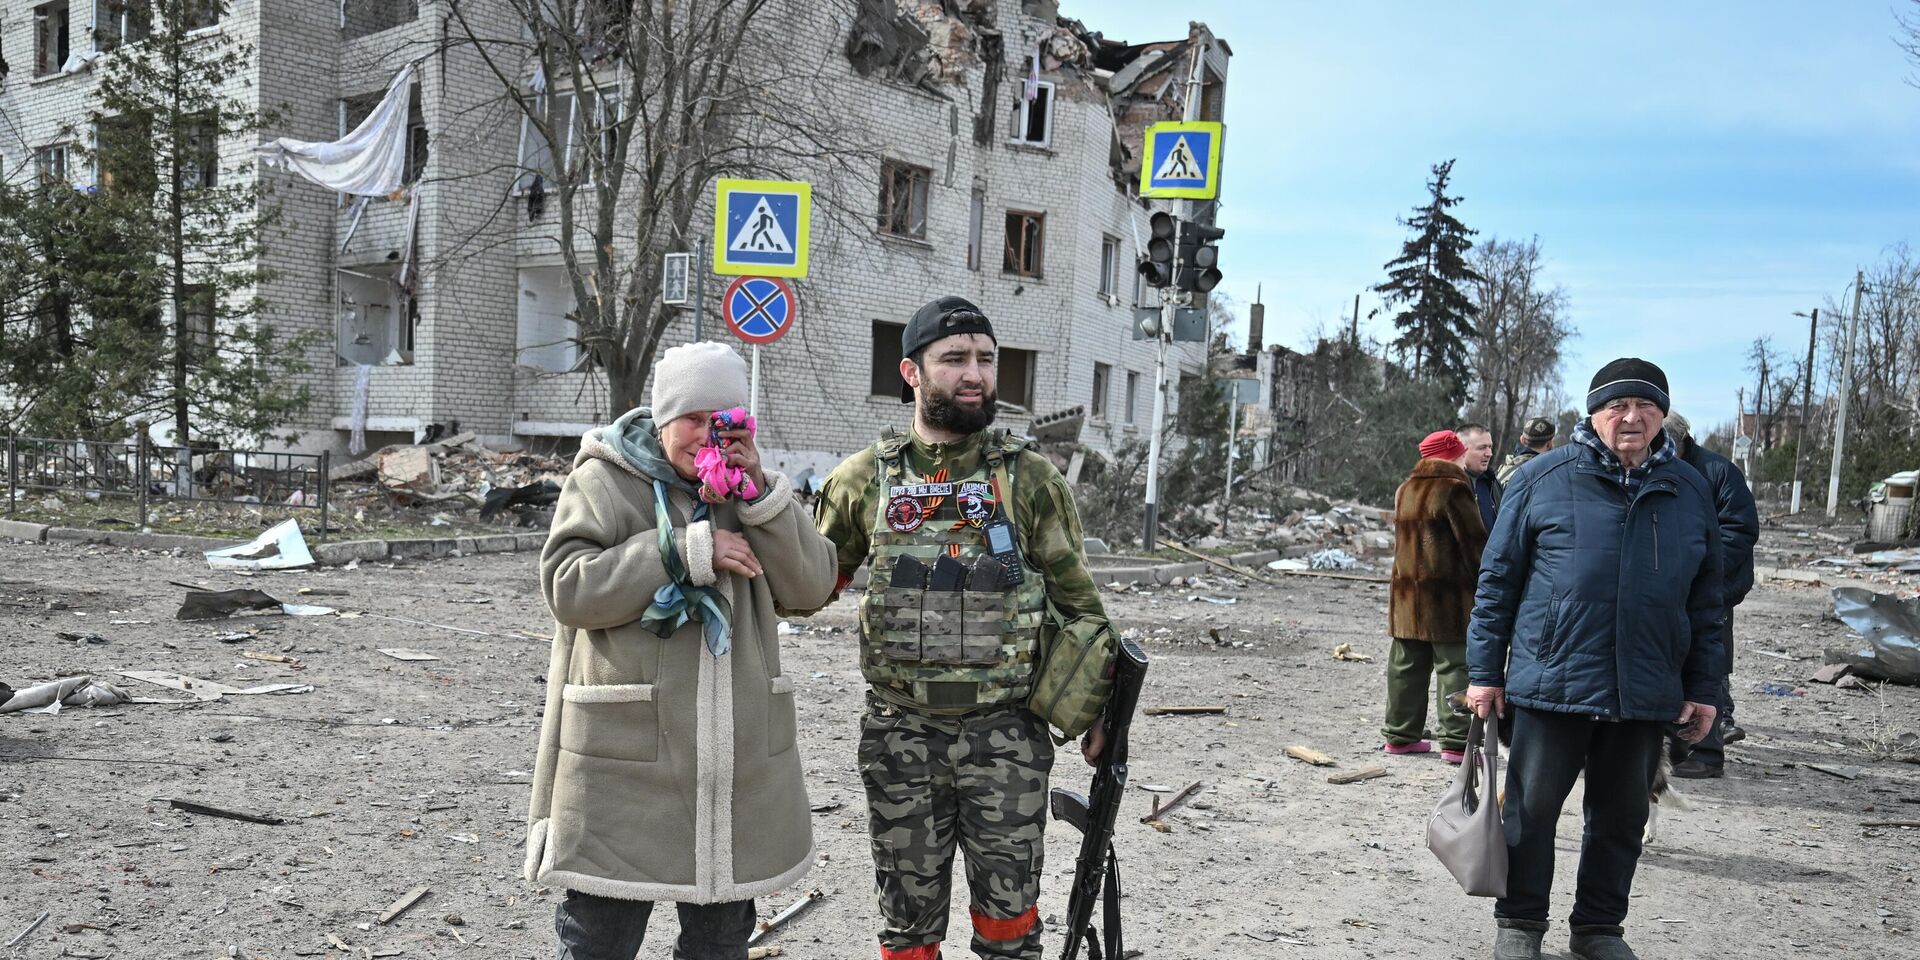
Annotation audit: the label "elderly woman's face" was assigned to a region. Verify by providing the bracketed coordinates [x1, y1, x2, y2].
[1593, 397, 1665, 462]
[658, 410, 713, 482]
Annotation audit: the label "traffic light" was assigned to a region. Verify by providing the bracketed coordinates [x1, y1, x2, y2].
[1138, 211, 1177, 288]
[1177, 222, 1224, 294]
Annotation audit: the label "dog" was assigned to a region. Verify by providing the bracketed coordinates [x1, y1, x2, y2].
[1443, 691, 1690, 843]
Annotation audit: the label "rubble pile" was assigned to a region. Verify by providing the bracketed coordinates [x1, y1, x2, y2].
[329, 433, 568, 528]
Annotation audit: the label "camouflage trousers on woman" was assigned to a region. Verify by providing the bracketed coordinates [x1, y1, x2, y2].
[859, 692, 1055, 960]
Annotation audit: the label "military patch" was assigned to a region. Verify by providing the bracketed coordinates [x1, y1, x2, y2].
[886, 494, 926, 532]
[956, 481, 996, 525]
[889, 482, 954, 499]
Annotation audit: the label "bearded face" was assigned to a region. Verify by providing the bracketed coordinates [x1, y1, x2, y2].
[905, 333, 998, 436]
[921, 376, 998, 434]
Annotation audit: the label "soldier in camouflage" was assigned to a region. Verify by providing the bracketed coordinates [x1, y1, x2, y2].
[812, 296, 1110, 960]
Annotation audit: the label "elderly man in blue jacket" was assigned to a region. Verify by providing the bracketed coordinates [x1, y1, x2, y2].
[1465, 358, 1725, 960]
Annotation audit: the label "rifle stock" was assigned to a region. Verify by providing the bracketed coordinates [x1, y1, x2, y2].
[1051, 634, 1148, 960]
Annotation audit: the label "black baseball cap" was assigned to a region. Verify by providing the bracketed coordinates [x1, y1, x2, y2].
[899, 296, 996, 403]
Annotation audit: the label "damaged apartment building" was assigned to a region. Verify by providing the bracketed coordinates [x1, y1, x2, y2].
[0, 0, 1227, 478]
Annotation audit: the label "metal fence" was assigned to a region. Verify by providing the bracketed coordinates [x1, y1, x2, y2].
[4, 435, 329, 537]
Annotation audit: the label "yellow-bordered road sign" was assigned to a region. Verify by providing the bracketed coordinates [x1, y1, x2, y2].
[712, 178, 811, 277]
[1140, 121, 1223, 199]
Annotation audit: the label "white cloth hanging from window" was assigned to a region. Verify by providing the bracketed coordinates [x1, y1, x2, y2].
[257, 63, 415, 198]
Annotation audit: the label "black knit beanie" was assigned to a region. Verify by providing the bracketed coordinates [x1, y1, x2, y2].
[1586, 358, 1670, 414]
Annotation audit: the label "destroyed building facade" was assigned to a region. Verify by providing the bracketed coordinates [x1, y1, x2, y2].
[0, 1, 1224, 477]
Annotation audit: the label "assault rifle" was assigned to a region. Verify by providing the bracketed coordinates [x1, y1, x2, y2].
[1049, 633, 1148, 960]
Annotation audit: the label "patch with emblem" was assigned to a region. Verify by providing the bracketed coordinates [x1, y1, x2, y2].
[885, 494, 926, 532]
[956, 481, 996, 525]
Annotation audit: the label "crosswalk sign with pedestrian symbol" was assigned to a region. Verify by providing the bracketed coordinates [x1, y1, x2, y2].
[1140, 121, 1223, 199]
[713, 178, 812, 277]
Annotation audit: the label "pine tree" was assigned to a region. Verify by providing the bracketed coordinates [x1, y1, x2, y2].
[88, 0, 312, 446]
[0, 180, 166, 439]
[1374, 159, 1484, 403]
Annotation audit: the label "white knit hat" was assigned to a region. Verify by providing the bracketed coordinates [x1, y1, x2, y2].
[651, 341, 750, 423]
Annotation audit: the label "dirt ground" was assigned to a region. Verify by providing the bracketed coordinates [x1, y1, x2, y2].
[1, 531, 1916, 960]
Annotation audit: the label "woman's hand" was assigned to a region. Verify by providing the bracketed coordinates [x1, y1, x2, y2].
[718, 426, 765, 493]
[712, 528, 763, 578]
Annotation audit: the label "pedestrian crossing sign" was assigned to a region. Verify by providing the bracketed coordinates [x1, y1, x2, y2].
[713, 178, 812, 277]
[1140, 121, 1222, 199]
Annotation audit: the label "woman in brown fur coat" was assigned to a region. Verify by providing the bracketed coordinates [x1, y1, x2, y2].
[1382, 430, 1489, 763]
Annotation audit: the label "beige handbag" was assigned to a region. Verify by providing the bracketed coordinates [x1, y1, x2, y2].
[1426, 714, 1508, 898]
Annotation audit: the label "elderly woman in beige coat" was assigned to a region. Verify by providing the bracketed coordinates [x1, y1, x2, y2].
[525, 342, 838, 960]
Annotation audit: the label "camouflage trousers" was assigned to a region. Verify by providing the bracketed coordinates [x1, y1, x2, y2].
[859, 692, 1055, 960]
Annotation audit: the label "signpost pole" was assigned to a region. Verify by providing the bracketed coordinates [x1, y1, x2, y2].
[750, 346, 762, 418]
[693, 236, 706, 341]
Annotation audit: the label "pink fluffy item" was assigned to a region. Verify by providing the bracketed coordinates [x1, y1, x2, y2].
[696, 407, 760, 504]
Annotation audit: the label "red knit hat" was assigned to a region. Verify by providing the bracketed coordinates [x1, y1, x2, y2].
[1418, 430, 1467, 461]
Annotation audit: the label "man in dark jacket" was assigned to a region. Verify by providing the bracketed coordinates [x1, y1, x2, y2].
[1662, 413, 1759, 778]
[1458, 422, 1502, 529]
[1465, 358, 1725, 960]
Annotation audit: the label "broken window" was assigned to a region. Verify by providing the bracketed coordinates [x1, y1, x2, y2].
[1092, 362, 1110, 419]
[1098, 235, 1120, 297]
[95, 0, 152, 52]
[340, 0, 416, 39]
[966, 185, 984, 271]
[336, 264, 413, 366]
[96, 112, 156, 197]
[999, 347, 1036, 410]
[878, 159, 930, 240]
[1009, 80, 1053, 146]
[344, 87, 426, 186]
[517, 265, 584, 373]
[1125, 370, 1139, 424]
[35, 1, 72, 76]
[871, 320, 906, 397]
[177, 0, 219, 30]
[515, 88, 615, 190]
[1003, 210, 1044, 278]
[182, 112, 219, 189]
[34, 144, 70, 183]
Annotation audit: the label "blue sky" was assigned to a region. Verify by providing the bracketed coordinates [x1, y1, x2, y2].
[1067, 1, 1920, 427]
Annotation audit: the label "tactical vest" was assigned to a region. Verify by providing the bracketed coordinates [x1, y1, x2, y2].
[858, 429, 1049, 710]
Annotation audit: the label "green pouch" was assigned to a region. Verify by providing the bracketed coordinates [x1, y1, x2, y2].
[1026, 604, 1117, 738]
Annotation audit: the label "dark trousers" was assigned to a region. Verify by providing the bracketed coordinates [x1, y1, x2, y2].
[553, 889, 756, 960]
[1495, 707, 1663, 930]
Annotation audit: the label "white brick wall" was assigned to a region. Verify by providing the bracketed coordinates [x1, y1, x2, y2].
[2, 0, 1211, 468]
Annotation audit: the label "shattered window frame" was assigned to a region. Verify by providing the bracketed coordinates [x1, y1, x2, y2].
[966, 185, 985, 271]
[1092, 362, 1111, 419]
[176, 0, 220, 31]
[999, 347, 1037, 410]
[1098, 234, 1120, 296]
[870, 320, 906, 398]
[1010, 80, 1054, 147]
[34, 143, 71, 183]
[878, 159, 931, 241]
[339, 0, 418, 40]
[1002, 210, 1045, 278]
[182, 111, 220, 190]
[35, 0, 73, 76]
[95, 0, 153, 53]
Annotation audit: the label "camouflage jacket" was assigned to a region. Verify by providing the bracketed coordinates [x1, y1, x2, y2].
[813, 429, 1108, 695]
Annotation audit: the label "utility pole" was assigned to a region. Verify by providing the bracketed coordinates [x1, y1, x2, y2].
[1142, 37, 1208, 551]
[1221, 387, 1238, 536]
[1736, 387, 1749, 478]
[1827, 271, 1864, 517]
[1791, 308, 1817, 514]
[693, 236, 706, 340]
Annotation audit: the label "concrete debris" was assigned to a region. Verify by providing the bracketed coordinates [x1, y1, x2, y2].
[330, 433, 570, 529]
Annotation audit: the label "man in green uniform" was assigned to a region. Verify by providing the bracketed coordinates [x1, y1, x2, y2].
[812, 296, 1109, 960]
